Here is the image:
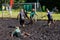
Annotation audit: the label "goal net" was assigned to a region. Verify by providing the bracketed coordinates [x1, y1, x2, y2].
[13, 3, 37, 12]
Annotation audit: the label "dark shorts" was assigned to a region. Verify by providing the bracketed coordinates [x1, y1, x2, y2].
[48, 18, 53, 23]
[30, 17, 34, 24]
[20, 19, 25, 25]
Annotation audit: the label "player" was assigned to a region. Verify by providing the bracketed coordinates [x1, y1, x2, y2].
[11, 27, 21, 37]
[41, 8, 55, 26]
[8, 5, 12, 17]
[29, 8, 37, 25]
[11, 26, 30, 38]
[46, 8, 55, 26]
[42, 8, 55, 26]
[17, 9, 29, 27]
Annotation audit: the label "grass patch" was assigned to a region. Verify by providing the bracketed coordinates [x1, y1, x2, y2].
[0, 10, 60, 20]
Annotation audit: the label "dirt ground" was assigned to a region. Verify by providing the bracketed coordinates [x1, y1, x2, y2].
[0, 18, 60, 40]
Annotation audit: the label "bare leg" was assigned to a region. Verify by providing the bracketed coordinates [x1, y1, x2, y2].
[21, 32, 30, 38]
[47, 20, 51, 27]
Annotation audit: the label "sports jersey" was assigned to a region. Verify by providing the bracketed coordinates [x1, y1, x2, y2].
[30, 11, 35, 18]
[47, 11, 52, 19]
[20, 12, 25, 19]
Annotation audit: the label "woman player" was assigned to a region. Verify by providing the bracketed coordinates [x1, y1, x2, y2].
[29, 8, 37, 25]
[11, 26, 30, 38]
[41, 8, 55, 26]
[17, 9, 29, 27]
[46, 8, 55, 26]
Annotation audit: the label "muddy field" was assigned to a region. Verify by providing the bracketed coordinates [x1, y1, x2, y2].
[0, 18, 60, 40]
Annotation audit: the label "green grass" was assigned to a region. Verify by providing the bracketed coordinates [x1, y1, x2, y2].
[0, 10, 60, 20]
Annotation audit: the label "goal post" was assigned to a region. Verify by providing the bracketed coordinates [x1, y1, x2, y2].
[13, 3, 37, 12]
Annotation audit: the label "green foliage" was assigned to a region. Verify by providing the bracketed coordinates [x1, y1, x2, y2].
[2, 0, 26, 4]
